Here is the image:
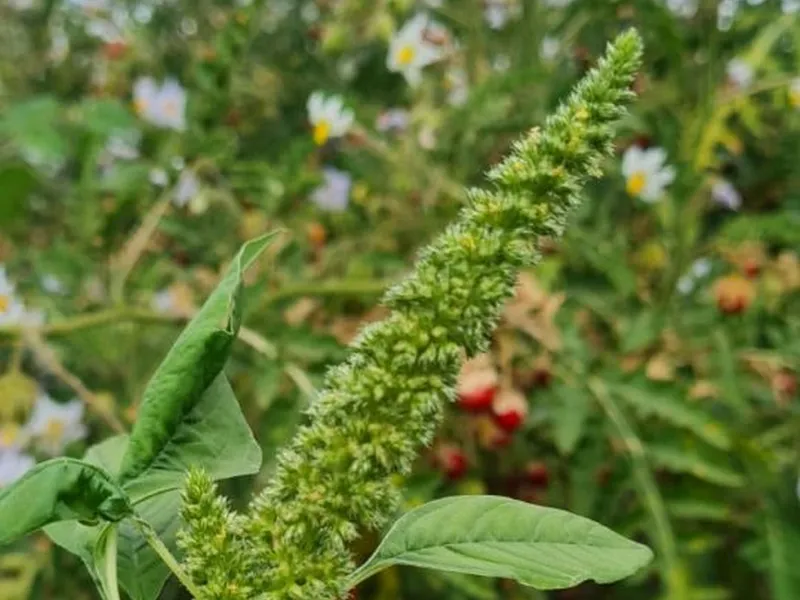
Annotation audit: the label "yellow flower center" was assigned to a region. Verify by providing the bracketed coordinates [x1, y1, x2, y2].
[313, 121, 331, 145]
[0, 424, 21, 448]
[133, 98, 148, 115]
[626, 171, 647, 197]
[44, 418, 65, 443]
[0, 294, 9, 315]
[397, 45, 416, 66]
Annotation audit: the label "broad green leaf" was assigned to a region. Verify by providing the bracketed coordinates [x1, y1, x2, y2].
[118, 233, 276, 484]
[612, 382, 732, 451]
[347, 496, 653, 590]
[46, 375, 262, 600]
[0, 458, 131, 546]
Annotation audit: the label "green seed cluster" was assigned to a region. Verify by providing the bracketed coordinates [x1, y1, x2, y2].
[179, 30, 643, 600]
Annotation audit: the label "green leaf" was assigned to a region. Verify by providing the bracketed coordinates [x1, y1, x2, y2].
[118, 233, 276, 484]
[0, 164, 37, 226]
[0, 458, 131, 546]
[548, 385, 590, 455]
[647, 443, 745, 488]
[346, 496, 653, 590]
[93, 525, 119, 600]
[77, 98, 137, 137]
[611, 382, 732, 451]
[46, 375, 262, 600]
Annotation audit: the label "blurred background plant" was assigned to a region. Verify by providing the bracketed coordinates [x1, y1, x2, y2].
[0, 0, 798, 599]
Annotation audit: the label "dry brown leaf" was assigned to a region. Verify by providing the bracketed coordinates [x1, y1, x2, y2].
[646, 353, 675, 382]
[283, 297, 320, 326]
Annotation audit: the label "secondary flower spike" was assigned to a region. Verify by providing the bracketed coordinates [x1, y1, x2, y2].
[178, 30, 644, 600]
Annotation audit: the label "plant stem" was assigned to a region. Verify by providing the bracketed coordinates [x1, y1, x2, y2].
[134, 517, 203, 599]
[588, 378, 691, 600]
[104, 527, 122, 600]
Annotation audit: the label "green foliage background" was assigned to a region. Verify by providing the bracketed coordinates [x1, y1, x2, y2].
[0, 0, 798, 599]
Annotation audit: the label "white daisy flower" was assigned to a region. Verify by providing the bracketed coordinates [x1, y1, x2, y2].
[445, 67, 469, 106]
[790, 78, 800, 109]
[387, 14, 446, 87]
[306, 92, 354, 146]
[677, 275, 695, 295]
[26, 394, 88, 456]
[133, 77, 187, 131]
[711, 178, 742, 210]
[621, 146, 676, 203]
[0, 451, 35, 487]
[726, 58, 753, 89]
[311, 167, 352, 212]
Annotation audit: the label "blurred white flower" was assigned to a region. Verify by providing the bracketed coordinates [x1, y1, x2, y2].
[67, 0, 110, 12]
[484, 0, 521, 30]
[10, 0, 36, 11]
[376, 108, 410, 133]
[133, 77, 187, 131]
[790, 78, 800, 109]
[41, 275, 66, 295]
[711, 178, 742, 211]
[149, 168, 169, 187]
[540, 36, 561, 61]
[0, 451, 35, 487]
[691, 258, 713, 279]
[621, 146, 676, 203]
[311, 167, 352, 212]
[26, 395, 87, 457]
[491, 54, 511, 72]
[0, 268, 24, 326]
[677, 275, 695, 295]
[307, 92, 354, 146]
[418, 125, 438, 150]
[726, 58, 753, 89]
[783, 0, 800, 13]
[173, 170, 200, 208]
[677, 258, 712, 295]
[666, 0, 697, 17]
[387, 14, 446, 87]
[445, 67, 469, 106]
[152, 288, 177, 314]
[717, 0, 740, 30]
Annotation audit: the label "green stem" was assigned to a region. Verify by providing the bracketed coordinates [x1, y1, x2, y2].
[104, 527, 122, 600]
[588, 378, 690, 600]
[133, 517, 203, 599]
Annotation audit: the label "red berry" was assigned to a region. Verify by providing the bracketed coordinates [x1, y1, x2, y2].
[525, 462, 550, 487]
[493, 409, 524, 432]
[491, 388, 528, 433]
[743, 258, 761, 279]
[438, 445, 468, 480]
[458, 385, 497, 412]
